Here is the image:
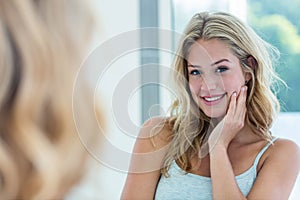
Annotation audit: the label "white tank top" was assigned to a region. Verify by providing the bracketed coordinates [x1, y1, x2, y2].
[155, 138, 277, 200]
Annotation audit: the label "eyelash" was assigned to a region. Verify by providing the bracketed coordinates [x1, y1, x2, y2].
[190, 69, 201, 75]
[189, 66, 229, 76]
[216, 66, 228, 73]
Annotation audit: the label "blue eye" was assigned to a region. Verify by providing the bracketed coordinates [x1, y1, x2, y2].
[190, 69, 201, 75]
[216, 66, 228, 73]
[190, 70, 201, 75]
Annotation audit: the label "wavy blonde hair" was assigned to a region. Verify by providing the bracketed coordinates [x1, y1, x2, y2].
[161, 12, 282, 176]
[0, 0, 102, 199]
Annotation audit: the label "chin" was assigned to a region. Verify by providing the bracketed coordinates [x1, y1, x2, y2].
[202, 108, 226, 119]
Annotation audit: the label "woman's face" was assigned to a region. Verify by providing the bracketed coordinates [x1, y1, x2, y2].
[187, 39, 249, 118]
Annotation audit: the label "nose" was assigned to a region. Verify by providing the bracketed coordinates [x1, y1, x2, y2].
[200, 75, 220, 92]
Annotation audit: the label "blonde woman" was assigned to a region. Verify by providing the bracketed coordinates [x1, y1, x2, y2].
[122, 12, 300, 199]
[0, 0, 102, 199]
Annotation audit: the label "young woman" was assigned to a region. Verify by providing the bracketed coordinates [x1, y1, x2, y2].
[0, 0, 103, 199]
[122, 12, 300, 199]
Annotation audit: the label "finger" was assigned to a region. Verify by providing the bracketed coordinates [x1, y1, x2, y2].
[236, 86, 247, 106]
[235, 86, 247, 119]
[227, 92, 237, 117]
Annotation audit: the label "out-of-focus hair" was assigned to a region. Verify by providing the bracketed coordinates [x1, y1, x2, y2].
[0, 0, 102, 199]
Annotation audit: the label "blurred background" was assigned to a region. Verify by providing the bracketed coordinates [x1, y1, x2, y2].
[67, 0, 300, 199]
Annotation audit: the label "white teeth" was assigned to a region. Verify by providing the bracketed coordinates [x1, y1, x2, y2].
[204, 95, 223, 102]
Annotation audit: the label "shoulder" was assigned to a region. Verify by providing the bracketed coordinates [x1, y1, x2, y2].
[269, 138, 300, 160]
[248, 138, 300, 199]
[264, 138, 300, 168]
[134, 117, 173, 153]
[128, 117, 173, 173]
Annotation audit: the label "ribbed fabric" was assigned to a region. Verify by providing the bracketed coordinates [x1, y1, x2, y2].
[155, 138, 277, 200]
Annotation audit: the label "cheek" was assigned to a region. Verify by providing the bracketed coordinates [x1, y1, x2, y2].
[224, 81, 240, 96]
[188, 81, 201, 105]
[222, 76, 244, 93]
[189, 79, 201, 95]
[223, 80, 237, 91]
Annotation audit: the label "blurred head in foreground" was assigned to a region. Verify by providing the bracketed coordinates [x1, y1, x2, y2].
[0, 0, 103, 199]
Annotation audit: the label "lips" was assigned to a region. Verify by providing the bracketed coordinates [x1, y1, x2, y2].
[201, 93, 226, 105]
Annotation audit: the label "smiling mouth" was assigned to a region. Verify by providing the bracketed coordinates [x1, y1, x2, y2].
[202, 93, 226, 103]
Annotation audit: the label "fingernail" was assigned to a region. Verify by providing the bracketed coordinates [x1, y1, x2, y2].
[233, 92, 237, 97]
[242, 86, 248, 92]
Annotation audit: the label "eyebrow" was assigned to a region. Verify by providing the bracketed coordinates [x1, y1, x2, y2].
[188, 59, 230, 68]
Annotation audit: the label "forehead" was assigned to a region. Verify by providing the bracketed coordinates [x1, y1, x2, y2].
[187, 39, 237, 65]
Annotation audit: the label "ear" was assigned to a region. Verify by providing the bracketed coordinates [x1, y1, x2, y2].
[247, 55, 257, 70]
[244, 55, 256, 84]
[245, 72, 251, 83]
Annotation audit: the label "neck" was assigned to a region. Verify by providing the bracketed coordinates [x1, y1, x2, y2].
[208, 119, 256, 145]
[230, 124, 257, 145]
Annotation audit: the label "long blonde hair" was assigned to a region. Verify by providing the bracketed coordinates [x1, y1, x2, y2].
[161, 11, 282, 176]
[0, 0, 102, 199]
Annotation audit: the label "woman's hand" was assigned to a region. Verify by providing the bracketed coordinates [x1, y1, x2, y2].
[208, 86, 248, 151]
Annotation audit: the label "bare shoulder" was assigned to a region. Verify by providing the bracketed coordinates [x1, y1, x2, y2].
[127, 117, 172, 173]
[267, 138, 300, 165]
[249, 138, 300, 199]
[271, 138, 300, 156]
[134, 117, 173, 153]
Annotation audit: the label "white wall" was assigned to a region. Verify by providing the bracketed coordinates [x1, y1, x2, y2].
[68, 0, 140, 199]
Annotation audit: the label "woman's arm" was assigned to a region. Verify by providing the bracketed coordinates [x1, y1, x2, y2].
[121, 117, 170, 200]
[247, 139, 300, 200]
[209, 87, 248, 199]
[208, 86, 300, 199]
[210, 145, 247, 199]
[210, 139, 300, 200]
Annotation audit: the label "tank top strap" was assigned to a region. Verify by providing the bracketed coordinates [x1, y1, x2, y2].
[253, 137, 278, 167]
